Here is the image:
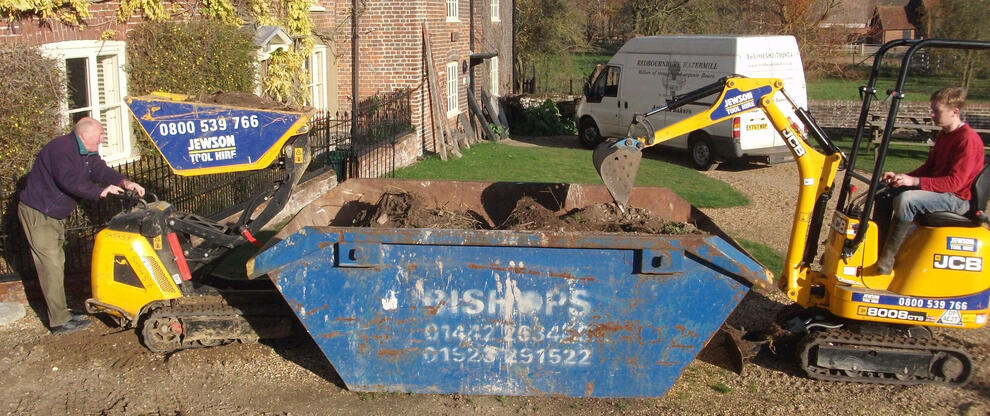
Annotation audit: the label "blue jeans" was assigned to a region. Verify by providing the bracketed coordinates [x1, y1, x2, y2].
[873, 186, 969, 240]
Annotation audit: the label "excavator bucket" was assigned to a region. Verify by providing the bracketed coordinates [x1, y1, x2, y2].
[593, 138, 643, 207]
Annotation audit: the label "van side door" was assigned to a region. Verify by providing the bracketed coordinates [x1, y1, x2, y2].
[584, 65, 623, 137]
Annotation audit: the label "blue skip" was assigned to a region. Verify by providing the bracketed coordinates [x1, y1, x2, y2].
[248, 179, 771, 397]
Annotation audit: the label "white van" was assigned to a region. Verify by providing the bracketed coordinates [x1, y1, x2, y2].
[576, 35, 807, 170]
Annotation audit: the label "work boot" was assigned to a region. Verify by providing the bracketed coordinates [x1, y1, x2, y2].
[51, 318, 91, 335]
[876, 220, 913, 275]
[70, 313, 89, 323]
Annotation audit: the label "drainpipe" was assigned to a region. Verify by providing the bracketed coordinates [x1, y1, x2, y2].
[469, 0, 476, 138]
[511, 0, 516, 93]
[351, 0, 359, 138]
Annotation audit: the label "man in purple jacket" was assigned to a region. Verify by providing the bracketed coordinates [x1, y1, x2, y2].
[18, 117, 145, 334]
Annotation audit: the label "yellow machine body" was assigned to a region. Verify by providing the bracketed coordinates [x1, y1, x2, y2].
[90, 223, 182, 323]
[817, 213, 990, 329]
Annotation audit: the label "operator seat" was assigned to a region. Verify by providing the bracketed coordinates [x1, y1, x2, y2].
[920, 157, 990, 228]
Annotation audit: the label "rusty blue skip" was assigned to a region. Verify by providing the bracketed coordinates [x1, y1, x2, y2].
[248, 179, 772, 397]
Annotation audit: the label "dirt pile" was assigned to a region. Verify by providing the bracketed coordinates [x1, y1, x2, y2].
[192, 91, 308, 112]
[354, 191, 486, 229]
[355, 191, 696, 234]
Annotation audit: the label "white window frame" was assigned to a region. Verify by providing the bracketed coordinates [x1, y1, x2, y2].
[307, 45, 329, 112]
[446, 0, 459, 22]
[40, 40, 134, 165]
[490, 0, 500, 22]
[490, 57, 499, 96]
[446, 61, 460, 117]
[308, 0, 326, 12]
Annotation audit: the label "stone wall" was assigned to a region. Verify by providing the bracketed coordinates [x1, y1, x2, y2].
[808, 99, 990, 131]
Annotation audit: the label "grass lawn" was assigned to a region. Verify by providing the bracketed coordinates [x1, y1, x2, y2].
[736, 237, 783, 281]
[808, 76, 990, 102]
[392, 141, 747, 208]
[526, 53, 612, 94]
[829, 136, 930, 174]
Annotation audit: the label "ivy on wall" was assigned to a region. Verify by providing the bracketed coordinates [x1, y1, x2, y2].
[0, 0, 90, 25]
[1, 0, 315, 106]
[127, 21, 257, 96]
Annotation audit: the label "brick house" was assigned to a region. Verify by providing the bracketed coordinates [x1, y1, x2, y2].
[868, 5, 916, 44]
[820, 0, 918, 44]
[324, 0, 513, 166]
[1, 0, 513, 169]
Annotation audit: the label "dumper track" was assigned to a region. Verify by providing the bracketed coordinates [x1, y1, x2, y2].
[140, 295, 292, 354]
[798, 328, 973, 386]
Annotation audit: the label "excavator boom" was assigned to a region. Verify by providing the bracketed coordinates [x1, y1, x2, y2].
[594, 76, 844, 306]
[595, 77, 785, 206]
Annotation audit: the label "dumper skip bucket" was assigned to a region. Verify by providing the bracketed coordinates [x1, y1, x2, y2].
[249, 179, 771, 397]
[126, 93, 314, 176]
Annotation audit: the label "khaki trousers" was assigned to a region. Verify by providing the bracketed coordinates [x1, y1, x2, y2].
[17, 202, 71, 327]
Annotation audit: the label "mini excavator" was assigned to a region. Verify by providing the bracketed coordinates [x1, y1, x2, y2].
[593, 39, 990, 386]
[84, 92, 316, 353]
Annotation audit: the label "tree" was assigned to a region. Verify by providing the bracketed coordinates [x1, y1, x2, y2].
[514, 0, 584, 91]
[923, 0, 990, 90]
[578, 0, 624, 48]
[749, 0, 846, 76]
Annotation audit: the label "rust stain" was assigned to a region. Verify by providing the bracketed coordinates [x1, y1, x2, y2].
[648, 328, 664, 345]
[368, 315, 391, 326]
[319, 331, 342, 338]
[318, 241, 333, 249]
[335, 317, 356, 322]
[377, 348, 416, 358]
[465, 263, 596, 282]
[674, 324, 686, 334]
[669, 341, 693, 351]
[406, 264, 418, 271]
[393, 317, 416, 326]
[655, 360, 679, 366]
[586, 321, 634, 340]
[358, 335, 369, 354]
[584, 382, 594, 397]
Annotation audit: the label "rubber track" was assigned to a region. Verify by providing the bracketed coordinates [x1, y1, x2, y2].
[798, 328, 974, 386]
[141, 296, 283, 353]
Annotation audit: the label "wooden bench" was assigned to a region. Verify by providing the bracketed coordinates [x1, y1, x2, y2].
[867, 114, 990, 157]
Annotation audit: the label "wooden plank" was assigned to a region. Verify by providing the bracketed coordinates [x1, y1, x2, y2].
[422, 23, 454, 160]
[458, 113, 477, 145]
[467, 88, 499, 141]
[422, 23, 461, 158]
[453, 112, 470, 149]
[481, 88, 509, 139]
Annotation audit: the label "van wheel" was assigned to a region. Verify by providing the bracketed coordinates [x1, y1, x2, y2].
[579, 118, 603, 148]
[689, 136, 719, 171]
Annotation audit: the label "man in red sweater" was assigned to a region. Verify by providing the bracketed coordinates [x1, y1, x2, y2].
[874, 87, 986, 274]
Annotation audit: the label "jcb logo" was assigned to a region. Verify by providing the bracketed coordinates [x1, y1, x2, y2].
[933, 254, 982, 272]
[780, 128, 806, 157]
[857, 306, 926, 322]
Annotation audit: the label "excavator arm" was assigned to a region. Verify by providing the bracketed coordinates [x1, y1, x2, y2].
[594, 76, 844, 305]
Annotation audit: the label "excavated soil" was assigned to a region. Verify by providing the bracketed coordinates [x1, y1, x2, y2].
[1, 139, 989, 415]
[354, 191, 486, 229]
[354, 190, 695, 234]
[192, 91, 305, 111]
